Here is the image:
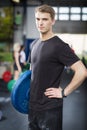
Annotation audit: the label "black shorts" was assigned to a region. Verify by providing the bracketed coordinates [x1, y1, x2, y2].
[20, 63, 25, 71]
[28, 107, 63, 130]
[13, 63, 18, 70]
[13, 63, 24, 71]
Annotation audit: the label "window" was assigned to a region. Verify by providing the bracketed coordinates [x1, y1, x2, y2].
[59, 14, 69, 20]
[70, 14, 80, 21]
[82, 7, 87, 21]
[82, 15, 87, 21]
[70, 7, 81, 13]
[53, 6, 87, 21]
[59, 7, 69, 13]
[82, 8, 87, 13]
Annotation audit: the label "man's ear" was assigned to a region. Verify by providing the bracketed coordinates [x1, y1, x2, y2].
[52, 19, 55, 25]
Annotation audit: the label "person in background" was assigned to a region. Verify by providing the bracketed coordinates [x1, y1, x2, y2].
[20, 44, 27, 71]
[28, 5, 87, 130]
[13, 43, 22, 80]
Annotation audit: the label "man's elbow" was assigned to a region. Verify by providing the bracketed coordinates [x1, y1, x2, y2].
[82, 69, 87, 79]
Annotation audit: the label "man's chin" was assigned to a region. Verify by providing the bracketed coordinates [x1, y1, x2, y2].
[39, 31, 47, 34]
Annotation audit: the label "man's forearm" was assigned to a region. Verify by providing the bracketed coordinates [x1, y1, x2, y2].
[64, 65, 87, 96]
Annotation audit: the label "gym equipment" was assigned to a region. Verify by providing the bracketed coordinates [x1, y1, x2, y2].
[7, 79, 16, 92]
[11, 70, 31, 114]
[2, 71, 12, 82]
[22, 63, 30, 72]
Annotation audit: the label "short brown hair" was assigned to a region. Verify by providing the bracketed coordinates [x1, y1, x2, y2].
[35, 4, 55, 20]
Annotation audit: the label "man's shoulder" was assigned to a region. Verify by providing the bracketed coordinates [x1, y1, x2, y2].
[32, 38, 39, 43]
[54, 35, 66, 43]
[30, 38, 39, 50]
[51, 35, 67, 47]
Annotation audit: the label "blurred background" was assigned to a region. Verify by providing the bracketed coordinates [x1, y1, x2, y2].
[0, 0, 87, 130]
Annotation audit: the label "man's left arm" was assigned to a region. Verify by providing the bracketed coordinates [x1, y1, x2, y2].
[64, 60, 87, 96]
[44, 60, 87, 98]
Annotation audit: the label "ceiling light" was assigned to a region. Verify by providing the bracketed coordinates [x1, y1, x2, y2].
[12, 0, 20, 3]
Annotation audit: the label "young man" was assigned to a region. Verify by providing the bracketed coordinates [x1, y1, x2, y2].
[28, 4, 87, 130]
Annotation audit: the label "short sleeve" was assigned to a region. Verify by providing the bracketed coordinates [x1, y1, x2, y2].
[57, 43, 80, 66]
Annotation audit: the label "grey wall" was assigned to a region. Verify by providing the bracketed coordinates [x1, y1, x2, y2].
[53, 21, 87, 34]
[26, 7, 39, 39]
[13, 6, 24, 44]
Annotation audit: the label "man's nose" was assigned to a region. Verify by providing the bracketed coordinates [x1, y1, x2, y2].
[39, 20, 43, 25]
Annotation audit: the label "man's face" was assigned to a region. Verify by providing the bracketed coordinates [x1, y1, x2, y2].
[35, 11, 55, 34]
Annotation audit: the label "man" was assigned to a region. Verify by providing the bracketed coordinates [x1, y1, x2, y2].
[28, 4, 87, 130]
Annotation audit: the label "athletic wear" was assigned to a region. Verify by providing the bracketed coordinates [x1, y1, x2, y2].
[20, 50, 26, 70]
[20, 50, 26, 63]
[28, 107, 63, 130]
[29, 36, 79, 111]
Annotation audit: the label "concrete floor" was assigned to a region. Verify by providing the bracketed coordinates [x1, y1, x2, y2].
[0, 69, 87, 130]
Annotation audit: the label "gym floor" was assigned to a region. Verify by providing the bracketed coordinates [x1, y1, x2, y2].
[0, 69, 87, 130]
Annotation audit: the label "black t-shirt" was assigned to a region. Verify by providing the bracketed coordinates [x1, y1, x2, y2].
[29, 36, 79, 111]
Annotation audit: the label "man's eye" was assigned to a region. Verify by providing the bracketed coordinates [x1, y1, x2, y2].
[43, 18, 48, 21]
[36, 18, 40, 21]
[36, 18, 48, 21]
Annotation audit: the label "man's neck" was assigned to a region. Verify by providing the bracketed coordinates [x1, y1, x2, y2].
[40, 32, 55, 41]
